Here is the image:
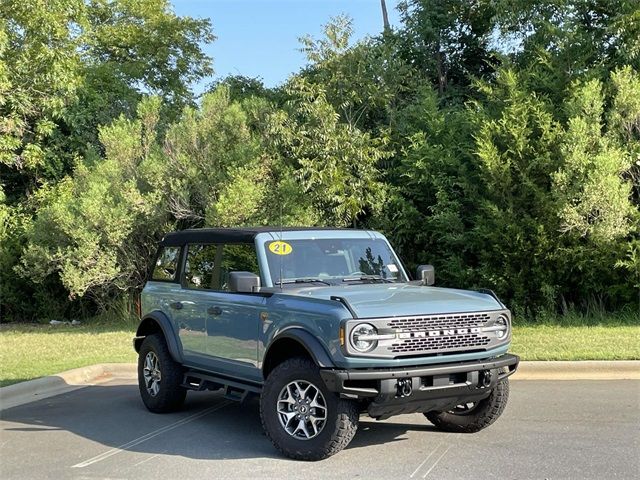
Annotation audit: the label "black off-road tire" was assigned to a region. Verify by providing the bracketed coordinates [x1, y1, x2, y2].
[138, 333, 187, 413]
[424, 378, 510, 433]
[260, 357, 359, 461]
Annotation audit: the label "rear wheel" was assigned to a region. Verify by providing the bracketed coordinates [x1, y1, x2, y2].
[260, 357, 359, 461]
[424, 378, 510, 433]
[137, 333, 186, 413]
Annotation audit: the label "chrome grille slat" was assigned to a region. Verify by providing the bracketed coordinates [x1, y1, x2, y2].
[386, 312, 493, 355]
[387, 313, 490, 331]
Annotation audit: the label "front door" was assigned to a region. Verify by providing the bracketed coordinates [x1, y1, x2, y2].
[205, 291, 265, 382]
[204, 243, 264, 382]
[180, 242, 263, 380]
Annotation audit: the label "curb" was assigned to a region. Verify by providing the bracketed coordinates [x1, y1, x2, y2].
[0, 363, 137, 412]
[1, 361, 638, 411]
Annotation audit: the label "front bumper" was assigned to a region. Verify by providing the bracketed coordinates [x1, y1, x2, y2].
[320, 354, 519, 419]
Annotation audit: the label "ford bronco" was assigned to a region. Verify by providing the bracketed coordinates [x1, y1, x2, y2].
[134, 227, 519, 460]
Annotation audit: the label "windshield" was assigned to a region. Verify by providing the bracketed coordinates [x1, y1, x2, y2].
[264, 238, 408, 286]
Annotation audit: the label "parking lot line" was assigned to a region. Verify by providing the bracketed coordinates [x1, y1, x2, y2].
[133, 451, 165, 467]
[71, 401, 231, 469]
[409, 442, 442, 478]
[422, 445, 451, 478]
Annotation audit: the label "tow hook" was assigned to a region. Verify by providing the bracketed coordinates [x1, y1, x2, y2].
[396, 378, 413, 397]
[480, 370, 492, 388]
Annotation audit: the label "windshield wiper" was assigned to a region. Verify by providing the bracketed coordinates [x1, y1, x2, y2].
[279, 278, 331, 286]
[342, 275, 394, 283]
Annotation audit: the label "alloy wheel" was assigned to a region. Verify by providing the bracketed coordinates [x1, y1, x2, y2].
[143, 351, 162, 397]
[276, 380, 327, 440]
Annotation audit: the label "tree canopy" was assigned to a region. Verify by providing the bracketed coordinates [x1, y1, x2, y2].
[1, 0, 638, 321]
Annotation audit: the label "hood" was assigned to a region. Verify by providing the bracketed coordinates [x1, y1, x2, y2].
[286, 283, 503, 318]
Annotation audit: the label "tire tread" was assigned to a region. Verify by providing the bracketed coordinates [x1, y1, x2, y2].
[425, 378, 509, 433]
[138, 333, 186, 413]
[260, 357, 358, 461]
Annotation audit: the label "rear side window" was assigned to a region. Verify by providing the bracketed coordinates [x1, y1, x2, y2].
[152, 247, 181, 281]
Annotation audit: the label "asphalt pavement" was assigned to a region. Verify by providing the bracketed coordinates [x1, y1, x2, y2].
[1, 379, 638, 479]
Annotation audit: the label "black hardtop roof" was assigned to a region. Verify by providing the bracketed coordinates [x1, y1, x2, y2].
[160, 227, 354, 246]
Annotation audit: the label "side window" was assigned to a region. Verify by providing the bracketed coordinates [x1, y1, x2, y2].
[220, 244, 260, 291]
[151, 247, 181, 281]
[184, 244, 219, 290]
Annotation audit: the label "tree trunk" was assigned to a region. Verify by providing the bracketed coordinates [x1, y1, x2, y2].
[381, 0, 390, 32]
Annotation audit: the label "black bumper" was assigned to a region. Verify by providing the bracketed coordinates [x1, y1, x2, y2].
[320, 354, 519, 420]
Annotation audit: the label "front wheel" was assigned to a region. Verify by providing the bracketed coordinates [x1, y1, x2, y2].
[424, 377, 510, 433]
[137, 333, 187, 413]
[260, 357, 359, 461]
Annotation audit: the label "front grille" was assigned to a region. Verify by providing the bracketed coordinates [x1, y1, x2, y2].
[387, 312, 492, 355]
[388, 334, 491, 354]
[387, 312, 491, 331]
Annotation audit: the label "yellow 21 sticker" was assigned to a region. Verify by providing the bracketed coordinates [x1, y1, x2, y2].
[269, 241, 292, 255]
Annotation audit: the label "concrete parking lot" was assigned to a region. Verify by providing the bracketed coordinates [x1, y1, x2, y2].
[1, 379, 639, 479]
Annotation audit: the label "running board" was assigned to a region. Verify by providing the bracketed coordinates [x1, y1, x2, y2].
[181, 370, 262, 402]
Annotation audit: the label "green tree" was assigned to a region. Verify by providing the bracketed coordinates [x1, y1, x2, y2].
[397, 0, 498, 97]
[68, 0, 214, 151]
[495, 0, 640, 103]
[277, 78, 389, 226]
[377, 87, 478, 283]
[0, 0, 86, 197]
[300, 16, 419, 132]
[19, 97, 170, 308]
[0, 0, 214, 201]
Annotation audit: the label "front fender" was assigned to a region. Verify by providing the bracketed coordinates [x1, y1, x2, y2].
[134, 311, 183, 363]
[265, 328, 335, 369]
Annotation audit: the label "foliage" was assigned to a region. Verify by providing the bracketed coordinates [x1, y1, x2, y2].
[2, 1, 639, 321]
[277, 78, 389, 226]
[0, 0, 85, 195]
[69, 0, 214, 151]
[495, 0, 640, 88]
[397, 0, 498, 97]
[18, 98, 170, 308]
[299, 16, 419, 132]
[474, 68, 636, 313]
[0, 0, 213, 203]
[17, 85, 388, 307]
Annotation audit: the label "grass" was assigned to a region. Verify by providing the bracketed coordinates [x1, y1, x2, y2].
[0, 319, 137, 387]
[0, 310, 638, 387]
[511, 325, 640, 360]
[510, 308, 639, 360]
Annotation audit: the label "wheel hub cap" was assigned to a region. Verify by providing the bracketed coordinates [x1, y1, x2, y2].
[143, 352, 161, 397]
[277, 380, 327, 440]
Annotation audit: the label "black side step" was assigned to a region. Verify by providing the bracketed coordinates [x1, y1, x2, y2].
[181, 370, 262, 402]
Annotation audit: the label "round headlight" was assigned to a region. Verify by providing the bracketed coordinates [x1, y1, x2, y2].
[350, 323, 378, 352]
[495, 315, 508, 339]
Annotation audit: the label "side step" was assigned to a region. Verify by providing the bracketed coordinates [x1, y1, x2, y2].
[181, 370, 262, 402]
[223, 385, 249, 402]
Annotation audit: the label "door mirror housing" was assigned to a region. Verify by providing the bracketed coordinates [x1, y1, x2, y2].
[416, 265, 435, 286]
[229, 271, 261, 293]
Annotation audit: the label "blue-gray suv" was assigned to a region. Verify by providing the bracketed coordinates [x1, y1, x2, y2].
[134, 227, 519, 460]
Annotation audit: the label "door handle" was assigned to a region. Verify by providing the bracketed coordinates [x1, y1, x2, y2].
[207, 306, 223, 316]
[169, 301, 183, 310]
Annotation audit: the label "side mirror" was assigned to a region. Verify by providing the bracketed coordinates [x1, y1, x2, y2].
[229, 271, 261, 293]
[416, 265, 435, 286]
